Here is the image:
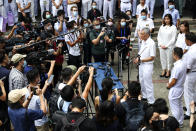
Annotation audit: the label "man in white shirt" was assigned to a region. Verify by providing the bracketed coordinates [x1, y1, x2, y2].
[135, 9, 154, 50]
[16, 0, 31, 22]
[167, 47, 186, 127]
[68, 6, 81, 25]
[120, 0, 131, 13]
[65, 21, 82, 68]
[136, 0, 150, 19]
[145, 0, 155, 19]
[52, 0, 63, 16]
[162, 0, 180, 27]
[184, 32, 196, 120]
[54, 10, 67, 38]
[134, 27, 156, 104]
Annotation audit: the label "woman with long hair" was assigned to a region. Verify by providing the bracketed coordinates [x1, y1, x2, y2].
[95, 101, 123, 131]
[175, 21, 190, 52]
[157, 14, 177, 78]
[94, 77, 120, 111]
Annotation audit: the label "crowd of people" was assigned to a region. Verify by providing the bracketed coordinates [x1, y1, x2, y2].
[0, 0, 196, 131]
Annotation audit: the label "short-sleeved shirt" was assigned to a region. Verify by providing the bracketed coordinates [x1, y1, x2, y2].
[9, 68, 28, 91]
[136, 4, 149, 18]
[57, 96, 72, 113]
[186, 44, 196, 71]
[89, 29, 105, 55]
[26, 91, 48, 127]
[136, 18, 154, 33]
[162, 9, 180, 26]
[65, 31, 81, 56]
[8, 107, 44, 131]
[163, 116, 179, 131]
[139, 37, 156, 64]
[54, 21, 67, 39]
[16, 0, 31, 13]
[169, 60, 186, 88]
[68, 16, 82, 24]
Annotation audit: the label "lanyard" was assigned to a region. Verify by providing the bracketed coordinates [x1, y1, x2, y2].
[121, 28, 126, 37]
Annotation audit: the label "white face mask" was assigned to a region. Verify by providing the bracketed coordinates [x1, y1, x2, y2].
[108, 22, 113, 26]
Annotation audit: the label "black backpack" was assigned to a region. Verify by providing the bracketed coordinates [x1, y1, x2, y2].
[121, 102, 145, 131]
[60, 115, 86, 131]
[48, 88, 61, 115]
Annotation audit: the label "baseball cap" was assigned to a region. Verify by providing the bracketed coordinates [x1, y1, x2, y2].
[8, 88, 28, 103]
[11, 54, 26, 64]
[66, 65, 77, 74]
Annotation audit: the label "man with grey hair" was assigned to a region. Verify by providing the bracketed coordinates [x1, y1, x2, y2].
[134, 27, 156, 104]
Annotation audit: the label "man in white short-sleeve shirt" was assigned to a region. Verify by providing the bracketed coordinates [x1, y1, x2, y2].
[167, 47, 186, 126]
[184, 32, 196, 120]
[134, 27, 156, 104]
[16, 0, 31, 21]
[65, 21, 82, 68]
[136, 0, 149, 19]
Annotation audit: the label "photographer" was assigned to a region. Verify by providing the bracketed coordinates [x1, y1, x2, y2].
[116, 18, 131, 68]
[26, 68, 50, 131]
[82, 19, 92, 64]
[8, 87, 47, 131]
[89, 19, 112, 62]
[105, 18, 116, 65]
[65, 21, 82, 68]
[57, 66, 94, 113]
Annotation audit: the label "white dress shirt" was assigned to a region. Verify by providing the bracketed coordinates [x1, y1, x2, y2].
[136, 18, 154, 33]
[157, 24, 177, 48]
[175, 33, 189, 50]
[186, 44, 196, 72]
[136, 4, 149, 18]
[169, 59, 186, 88]
[139, 37, 156, 64]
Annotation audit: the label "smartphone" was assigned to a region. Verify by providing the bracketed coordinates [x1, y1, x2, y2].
[48, 75, 54, 84]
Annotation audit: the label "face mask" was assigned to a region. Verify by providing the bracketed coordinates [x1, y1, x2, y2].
[46, 26, 52, 30]
[73, 11, 78, 17]
[94, 25, 101, 30]
[84, 23, 89, 27]
[141, 15, 147, 20]
[169, 5, 175, 9]
[74, 25, 77, 28]
[108, 22, 113, 26]
[46, 14, 51, 19]
[23, 60, 27, 68]
[92, 5, 97, 9]
[121, 22, 126, 27]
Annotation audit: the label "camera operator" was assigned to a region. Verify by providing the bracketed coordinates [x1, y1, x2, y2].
[9, 54, 28, 91]
[5, 17, 32, 40]
[116, 18, 131, 69]
[89, 19, 112, 62]
[65, 21, 83, 68]
[26, 68, 50, 131]
[8, 87, 47, 131]
[82, 19, 92, 64]
[105, 18, 116, 65]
